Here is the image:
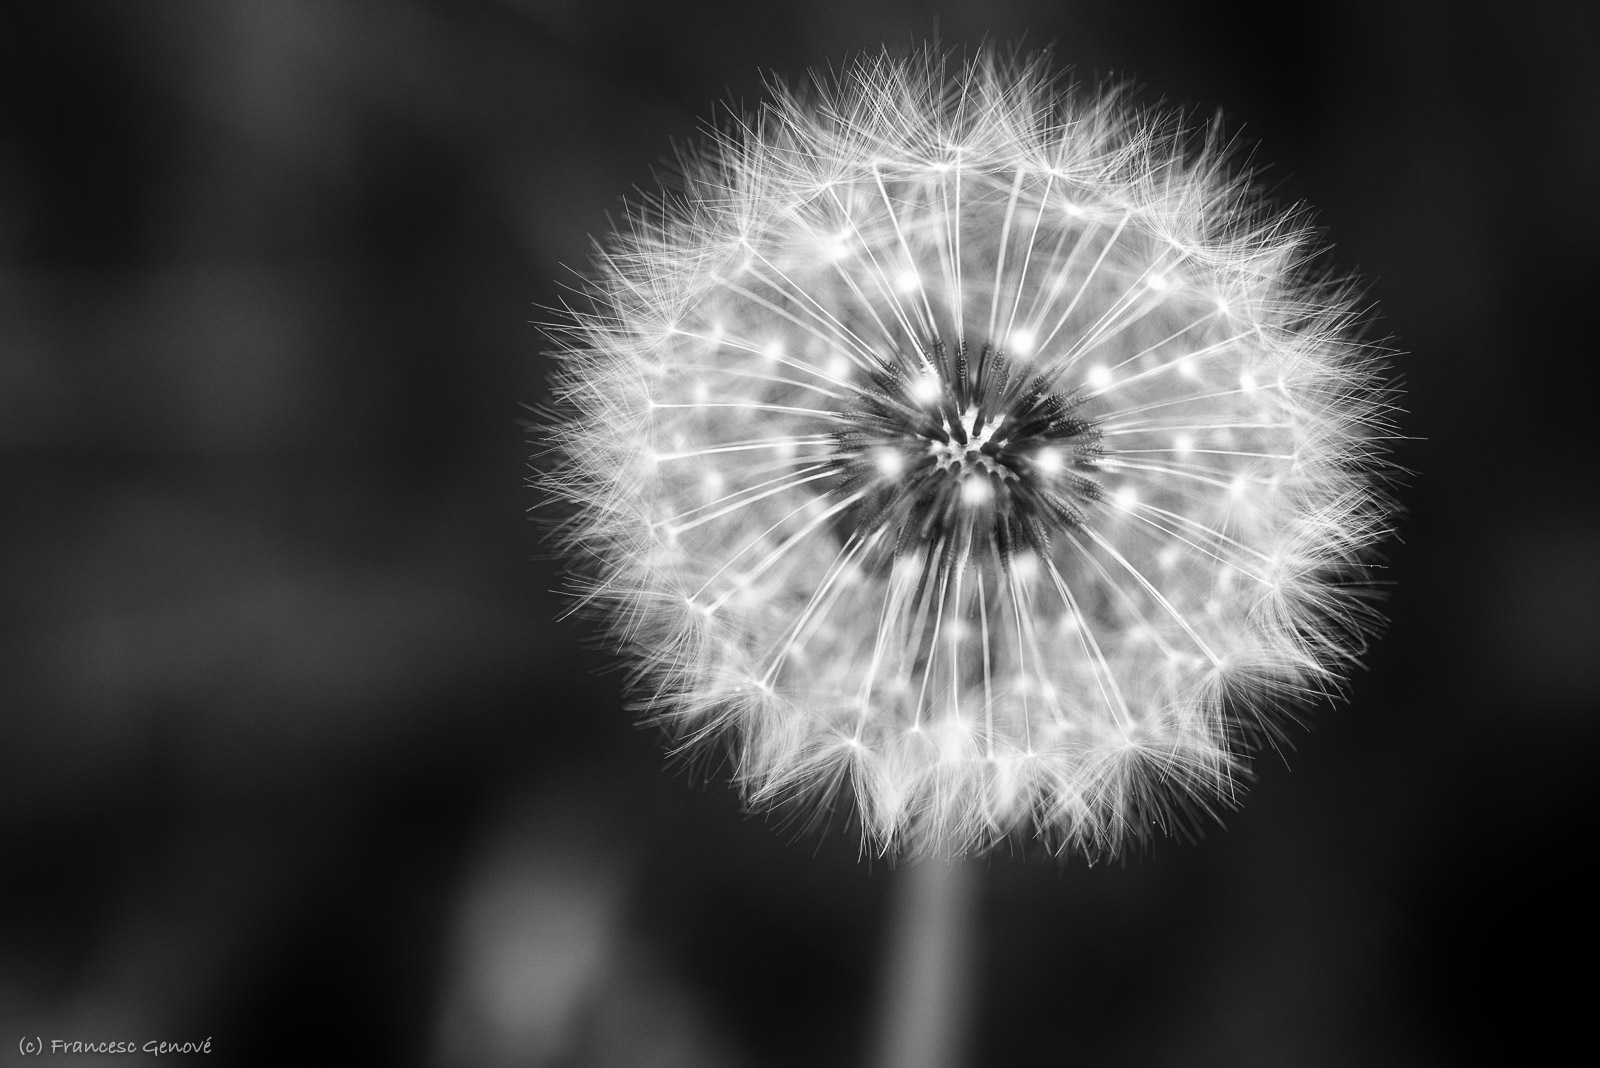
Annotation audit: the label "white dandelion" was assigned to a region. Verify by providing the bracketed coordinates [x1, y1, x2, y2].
[542, 49, 1395, 858]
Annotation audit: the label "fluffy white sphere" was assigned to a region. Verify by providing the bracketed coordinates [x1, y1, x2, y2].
[543, 49, 1394, 858]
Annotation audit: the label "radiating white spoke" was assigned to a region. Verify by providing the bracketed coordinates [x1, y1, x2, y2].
[1038, 549, 1133, 730]
[1034, 211, 1132, 365]
[669, 363, 851, 400]
[759, 524, 880, 685]
[715, 272, 882, 371]
[871, 166, 941, 339]
[986, 167, 1028, 345]
[1079, 527, 1220, 664]
[651, 401, 851, 420]
[653, 435, 833, 463]
[1002, 169, 1054, 348]
[665, 464, 836, 534]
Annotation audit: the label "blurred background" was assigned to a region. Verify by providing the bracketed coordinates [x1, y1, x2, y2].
[2, 1, 1595, 1065]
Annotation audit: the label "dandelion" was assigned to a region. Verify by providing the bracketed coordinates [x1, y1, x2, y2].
[542, 49, 1394, 858]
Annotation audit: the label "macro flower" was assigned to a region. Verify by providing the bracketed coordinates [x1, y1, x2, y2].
[544, 49, 1393, 857]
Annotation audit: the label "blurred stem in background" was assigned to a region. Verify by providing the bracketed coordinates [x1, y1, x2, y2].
[871, 859, 979, 1068]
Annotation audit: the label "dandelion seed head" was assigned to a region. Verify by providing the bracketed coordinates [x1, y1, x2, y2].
[541, 48, 1397, 859]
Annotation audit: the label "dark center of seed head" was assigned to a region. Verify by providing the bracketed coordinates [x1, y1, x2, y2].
[828, 338, 1106, 566]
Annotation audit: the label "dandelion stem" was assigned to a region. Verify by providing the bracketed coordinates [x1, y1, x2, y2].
[869, 858, 979, 1068]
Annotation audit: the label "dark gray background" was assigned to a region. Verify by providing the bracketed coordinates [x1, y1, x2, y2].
[3, 1, 1595, 1065]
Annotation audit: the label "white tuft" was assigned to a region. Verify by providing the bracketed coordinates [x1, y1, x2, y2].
[539, 48, 1397, 859]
